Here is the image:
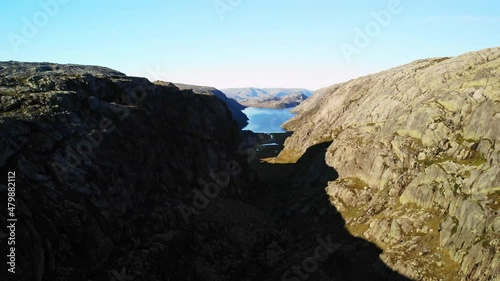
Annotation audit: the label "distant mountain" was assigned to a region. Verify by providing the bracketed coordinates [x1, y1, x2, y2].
[174, 83, 248, 128]
[221, 88, 313, 109]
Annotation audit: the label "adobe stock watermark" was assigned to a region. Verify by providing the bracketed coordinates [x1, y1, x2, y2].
[146, 65, 170, 82]
[175, 110, 289, 226]
[339, 0, 408, 63]
[176, 135, 259, 224]
[50, 86, 148, 183]
[282, 234, 340, 281]
[213, 0, 244, 21]
[8, 0, 71, 54]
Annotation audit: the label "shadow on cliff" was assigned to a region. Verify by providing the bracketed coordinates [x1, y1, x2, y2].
[248, 142, 413, 281]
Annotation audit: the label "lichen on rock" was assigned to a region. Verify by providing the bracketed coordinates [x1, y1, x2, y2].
[279, 47, 500, 281]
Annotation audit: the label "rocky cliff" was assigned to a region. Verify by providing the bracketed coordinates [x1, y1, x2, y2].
[279, 47, 500, 280]
[174, 83, 248, 128]
[0, 62, 262, 281]
[0, 62, 416, 281]
[222, 88, 312, 109]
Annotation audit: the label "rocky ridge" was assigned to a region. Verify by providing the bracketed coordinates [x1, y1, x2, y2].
[174, 83, 248, 128]
[0, 61, 414, 281]
[279, 47, 500, 280]
[0, 61, 263, 281]
[222, 88, 312, 109]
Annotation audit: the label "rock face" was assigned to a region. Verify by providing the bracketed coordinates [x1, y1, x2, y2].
[0, 62, 260, 280]
[279, 47, 500, 280]
[0, 62, 418, 281]
[174, 83, 248, 128]
[222, 88, 312, 109]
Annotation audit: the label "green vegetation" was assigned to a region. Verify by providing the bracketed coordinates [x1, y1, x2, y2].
[486, 191, 500, 211]
[342, 177, 368, 190]
[419, 151, 486, 167]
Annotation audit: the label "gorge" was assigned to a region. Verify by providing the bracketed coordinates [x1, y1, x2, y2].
[0, 46, 499, 281]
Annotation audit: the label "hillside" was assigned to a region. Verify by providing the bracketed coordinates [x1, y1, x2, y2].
[1, 47, 499, 281]
[0, 62, 257, 280]
[278, 47, 500, 280]
[174, 83, 248, 128]
[0, 62, 411, 281]
[222, 88, 312, 109]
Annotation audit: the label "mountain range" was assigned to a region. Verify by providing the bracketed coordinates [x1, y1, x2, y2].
[0, 47, 498, 281]
[221, 87, 313, 109]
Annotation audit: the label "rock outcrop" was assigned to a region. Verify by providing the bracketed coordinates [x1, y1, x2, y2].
[2, 47, 498, 281]
[174, 83, 248, 128]
[0, 61, 420, 281]
[279, 47, 500, 280]
[0, 62, 261, 280]
[222, 88, 312, 109]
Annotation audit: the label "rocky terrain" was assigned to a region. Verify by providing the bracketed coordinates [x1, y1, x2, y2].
[222, 88, 312, 109]
[0, 62, 410, 281]
[0, 62, 258, 281]
[279, 47, 500, 281]
[1, 47, 498, 281]
[174, 83, 248, 128]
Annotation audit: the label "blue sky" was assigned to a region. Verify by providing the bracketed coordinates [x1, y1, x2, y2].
[1, 0, 499, 90]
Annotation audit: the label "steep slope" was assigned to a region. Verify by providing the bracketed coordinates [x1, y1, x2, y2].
[279, 47, 500, 280]
[0, 62, 414, 281]
[222, 88, 312, 109]
[0, 62, 267, 281]
[174, 83, 248, 128]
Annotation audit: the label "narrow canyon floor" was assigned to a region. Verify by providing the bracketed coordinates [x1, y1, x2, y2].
[189, 132, 414, 281]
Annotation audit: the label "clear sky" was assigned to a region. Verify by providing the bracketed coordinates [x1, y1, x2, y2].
[1, 0, 499, 90]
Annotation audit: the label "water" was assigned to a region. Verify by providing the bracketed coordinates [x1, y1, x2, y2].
[242, 107, 296, 133]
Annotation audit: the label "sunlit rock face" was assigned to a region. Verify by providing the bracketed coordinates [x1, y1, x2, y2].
[279, 47, 500, 281]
